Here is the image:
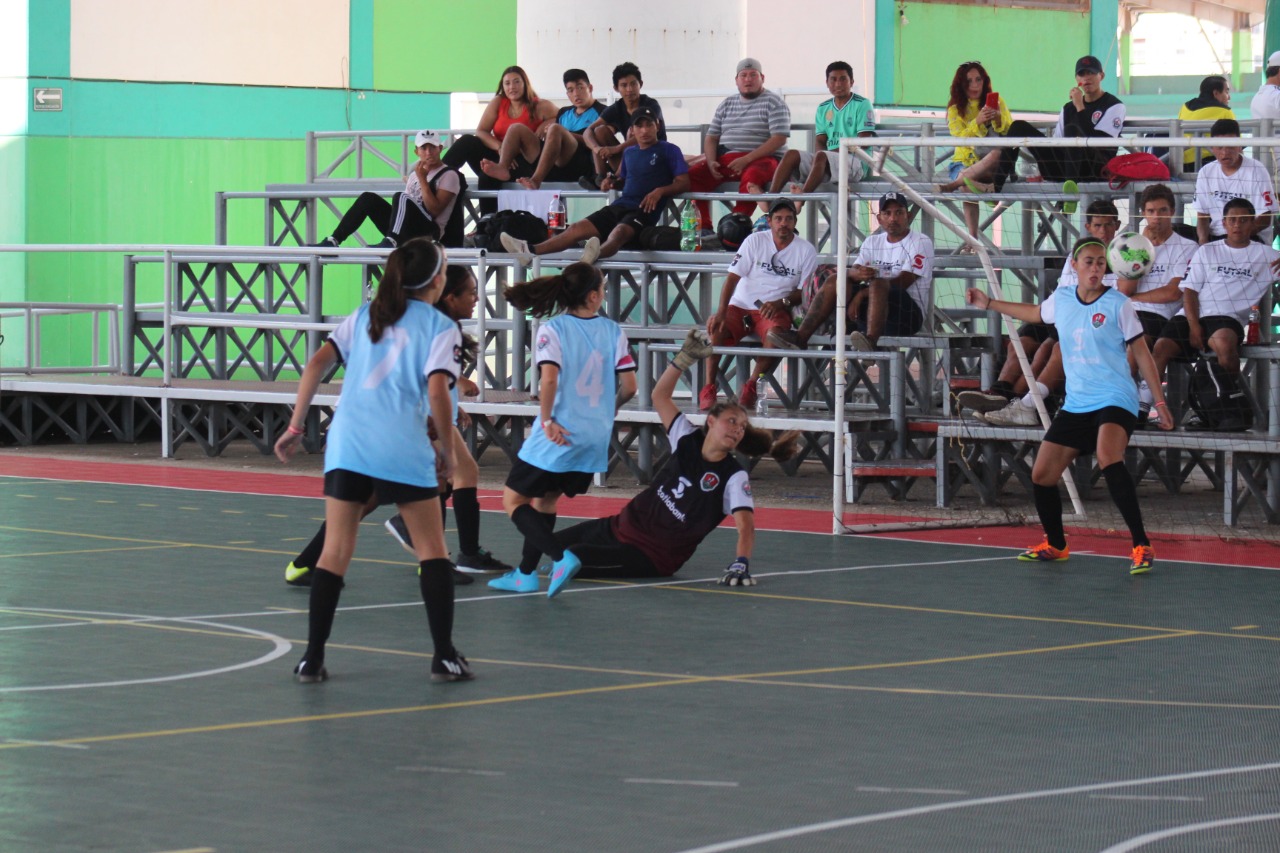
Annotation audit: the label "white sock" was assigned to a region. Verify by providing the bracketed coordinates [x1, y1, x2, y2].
[1019, 382, 1049, 409]
[1137, 380, 1153, 406]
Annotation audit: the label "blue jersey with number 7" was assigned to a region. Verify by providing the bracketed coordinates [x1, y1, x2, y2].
[518, 314, 635, 473]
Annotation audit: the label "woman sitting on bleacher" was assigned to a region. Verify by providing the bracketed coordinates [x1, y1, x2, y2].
[935, 61, 1011, 247]
[442, 65, 556, 214]
[311, 131, 461, 248]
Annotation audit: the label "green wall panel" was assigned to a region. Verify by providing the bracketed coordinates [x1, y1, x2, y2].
[890, 6, 1090, 112]
[373, 0, 516, 93]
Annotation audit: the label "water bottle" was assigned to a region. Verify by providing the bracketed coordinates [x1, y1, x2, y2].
[548, 192, 567, 235]
[1246, 305, 1261, 344]
[754, 374, 769, 416]
[1017, 158, 1042, 183]
[680, 201, 699, 252]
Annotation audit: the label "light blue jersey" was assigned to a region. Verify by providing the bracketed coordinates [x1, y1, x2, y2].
[1041, 286, 1144, 416]
[325, 301, 461, 486]
[518, 315, 635, 473]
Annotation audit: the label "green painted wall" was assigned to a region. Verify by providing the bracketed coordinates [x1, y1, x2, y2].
[373, 0, 517, 93]
[884, 5, 1092, 112]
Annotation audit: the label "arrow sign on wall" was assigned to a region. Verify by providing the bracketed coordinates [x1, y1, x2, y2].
[33, 88, 63, 112]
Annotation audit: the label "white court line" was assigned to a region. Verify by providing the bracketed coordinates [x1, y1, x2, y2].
[1097, 813, 1280, 852]
[396, 766, 506, 777]
[625, 778, 740, 788]
[1090, 794, 1205, 802]
[857, 786, 967, 795]
[2, 739, 89, 750]
[0, 608, 292, 692]
[670, 761, 1280, 853]
[0, 556, 999, 629]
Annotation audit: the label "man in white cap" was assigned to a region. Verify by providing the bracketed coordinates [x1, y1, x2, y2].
[1251, 51, 1280, 120]
[684, 58, 792, 235]
[311, 130, 462, 248]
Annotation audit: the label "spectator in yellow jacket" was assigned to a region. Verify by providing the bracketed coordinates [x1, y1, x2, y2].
[1178, 75, 1234, 172]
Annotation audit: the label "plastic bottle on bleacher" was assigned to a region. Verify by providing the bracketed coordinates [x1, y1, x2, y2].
[548, 193, 567, 236]
[1247, 306, 1261, 344]
[1017, 159, 1042, 183]
[754, 374, 769, 416]
[680, 201, 700, 251]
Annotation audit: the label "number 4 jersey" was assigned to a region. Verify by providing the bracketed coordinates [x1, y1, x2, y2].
[519, 314, 635, 473]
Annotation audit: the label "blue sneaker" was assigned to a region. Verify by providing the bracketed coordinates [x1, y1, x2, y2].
[487, 569, 540, 593]
[547, 551, 582, 599]
[752, 215, 769, 232]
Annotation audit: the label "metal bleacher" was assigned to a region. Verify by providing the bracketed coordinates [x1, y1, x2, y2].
[6, 113, 1280, 526]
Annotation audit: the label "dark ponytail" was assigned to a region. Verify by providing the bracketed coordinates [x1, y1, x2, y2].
[368, 238, 443, 342]
[440, 264, 480, 369]
[707, 403, 801, 460]
[503, 262, 602, 319]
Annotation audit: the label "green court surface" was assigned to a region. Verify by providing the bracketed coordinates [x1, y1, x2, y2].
[3, 475, 1280, 852]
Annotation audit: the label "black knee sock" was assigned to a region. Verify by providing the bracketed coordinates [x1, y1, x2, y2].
[418, 558, 456, 655]
[517, 510, 558, 574]
[294, 522, 326, 569]
[1101, 461, 1148, 547]
[304, 568, 345, 665]
[452, 487, 481, 556]
[1033, 483, 1067, 550]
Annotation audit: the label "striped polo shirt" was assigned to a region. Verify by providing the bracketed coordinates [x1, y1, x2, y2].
[708, 89, 791, 154]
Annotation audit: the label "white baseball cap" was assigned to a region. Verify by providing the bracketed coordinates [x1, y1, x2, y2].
[1268, 51, 1280, 69]
[415, 130, 445, 148]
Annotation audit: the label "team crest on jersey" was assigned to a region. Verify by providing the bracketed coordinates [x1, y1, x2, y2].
[1091, 312, 1106, 328]
[912, 254, 924, 270]
[742, 481, 752, 496]
[537, 334, 549, 350]
[700, 472, 720, 492]
[452, 344, 462, 363]
[1091, 110, 1102, 124]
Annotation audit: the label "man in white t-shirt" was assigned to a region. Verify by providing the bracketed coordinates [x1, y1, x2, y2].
[1194, 119, 1276, 244]
[770, 192, 932, 354]
[1250, 51, 1280, 120]
[1152, 198, 1279, 382]
[699, 198, 817, 411]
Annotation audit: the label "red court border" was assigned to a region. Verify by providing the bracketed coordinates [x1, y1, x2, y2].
[3, 454, 1277, 569]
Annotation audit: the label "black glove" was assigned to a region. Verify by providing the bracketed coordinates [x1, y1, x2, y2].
[719, 557, 755, 586]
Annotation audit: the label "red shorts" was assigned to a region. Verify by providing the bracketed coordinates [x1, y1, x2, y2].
[719, 304, 792, 345]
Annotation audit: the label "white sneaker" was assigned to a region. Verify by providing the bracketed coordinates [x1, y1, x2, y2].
[981, 399, 1040, 426]
[499, 233, 533, 265]
[579, 236, 601, 265]
[848, 331, 874, 352]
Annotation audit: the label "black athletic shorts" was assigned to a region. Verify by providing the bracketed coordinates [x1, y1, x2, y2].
[1015, 322, 1059, 343]
[545, 139, 595, 183]
[324, 468, 439, 505]
[1135, 310, 1167, 340]
[585, 204, 651, 240]
[1042, 406, 1137, 453]
[850, 282, 924, 336]
[1156, 314, 1244, 359]
[505, 458, 595, 499]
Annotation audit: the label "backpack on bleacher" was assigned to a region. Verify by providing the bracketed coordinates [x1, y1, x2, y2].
[1100, 153, 1169, 189]
[475, 209, 549, 249]
[429, 167, 468, 248]
[1186, 354, 1252, 431]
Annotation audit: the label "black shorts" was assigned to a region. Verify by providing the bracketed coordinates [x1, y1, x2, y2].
[544, 139, 595, 183]
[1042, 406, 1137, 453]
[324, 468, 439, 505]
[1135, 310, 1167, 340]
[1156, 314, 1245, 359]
[1015, 322, 1059, 343]
[850, 282, 924, 336]
[585, 204, 653, 240]
[554, 516, 661, 578]
[505, 458, 595, 499]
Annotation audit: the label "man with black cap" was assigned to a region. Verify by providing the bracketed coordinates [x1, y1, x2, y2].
[699, 197, 817, 411]
[685, 58, 792, 236]
[995, 55, 1125, 196]
[769, 192, 932, 352]
[501, 108, 688, 263]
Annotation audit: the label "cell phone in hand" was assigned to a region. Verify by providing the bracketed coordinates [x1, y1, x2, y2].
[985, 92, 999, 111]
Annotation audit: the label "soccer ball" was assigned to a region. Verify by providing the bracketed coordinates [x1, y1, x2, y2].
[1107, 232, 1155, 280]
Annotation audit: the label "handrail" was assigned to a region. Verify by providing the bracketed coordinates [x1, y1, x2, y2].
[0, 302, 121, 375]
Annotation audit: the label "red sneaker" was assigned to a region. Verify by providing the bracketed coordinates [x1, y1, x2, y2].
[737, 381, 757, 411]
[698, 382, 718, 411]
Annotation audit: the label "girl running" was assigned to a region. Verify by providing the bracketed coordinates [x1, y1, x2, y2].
[488, 262, 637, 598]
[275, 238, 472, 683]
[283, 266, 512, 587]
[965, 237, 1174, 575]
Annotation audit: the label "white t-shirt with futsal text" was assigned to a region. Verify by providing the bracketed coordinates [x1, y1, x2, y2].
[725, 230, 819, 311]
[1179, 240, 1280, 324]
[1133, 232, 1196, 320]
[1193, 156, 1276, 239]
[853, 230, 935, 315]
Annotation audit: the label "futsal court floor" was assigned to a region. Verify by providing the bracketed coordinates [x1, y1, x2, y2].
[4, 454, 1280, 852]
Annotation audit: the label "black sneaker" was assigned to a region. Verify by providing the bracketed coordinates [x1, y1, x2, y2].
[294, 658, 328, 683]
[431, 650, 474, 683]
[307, 236, 338, 248]
[385, 515, 414, 553]
[578, 175, 601, 191]
[454, 548, 512, 573]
